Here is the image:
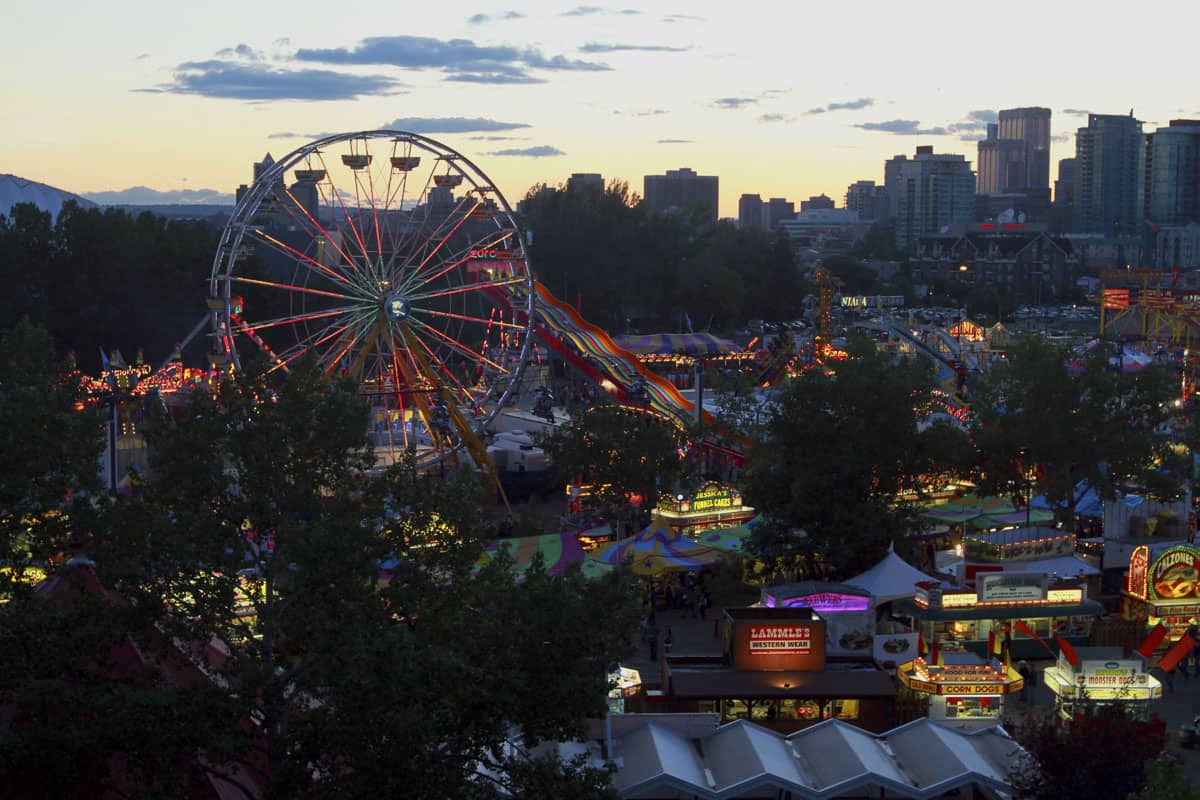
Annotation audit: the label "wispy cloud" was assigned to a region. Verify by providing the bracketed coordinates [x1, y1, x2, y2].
[384, 116, 531, 133]
[467, 10, 524, 24]
[614, 108, 669, 117]
[806, 97, 875, 115]
[757, 113, 793, 124]
[1051, 132, 1073, 143]
[580, 42, 688, 53]
[855, 119, 949, 136]
[267, 131, 339, 140]
[143, 61, 402, 101]
[663, 13, 703, 22]
[215, 43, 263, 60]
[657, 138, 693, 144]
[468, 135, 527, 141]
[714, 97, 757, 110]
[561, 6, 639, 15]
[1062, 108, 1089, 115]
[489, 145, 565, 157]
[294, 35, 609, 85]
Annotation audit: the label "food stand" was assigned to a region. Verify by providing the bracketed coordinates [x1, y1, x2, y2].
[654, 481, 756, 538]
[760, 582, 877, 659]
[1042, 646, 1162, 720]
[897, 652, 1023, 728]
[1121, 544, 1200, 640]
[898, 574, 1102, 660]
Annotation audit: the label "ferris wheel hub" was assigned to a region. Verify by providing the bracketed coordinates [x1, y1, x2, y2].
[385, 295, 411, 321]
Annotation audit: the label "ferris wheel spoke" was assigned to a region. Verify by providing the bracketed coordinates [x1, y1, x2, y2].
[264, 311, 374, 374]
[417, 307, 527, 330]
[237, 306, 357, 334]
[407, 276, 527, 303]
[407, 317, 508, 374]
[310, 150, 374, 275]
[404, 326, 479, 406]
[277, 185, 366, 283]
[321, 316, 380, 376]
[401, 229, 517, 294]
[409, 198, 483, 278]
[231, 276, 357, 302]
[251, 229, 362, 291]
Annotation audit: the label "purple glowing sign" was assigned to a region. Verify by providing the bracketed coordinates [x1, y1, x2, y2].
[766, 592, 871, 612]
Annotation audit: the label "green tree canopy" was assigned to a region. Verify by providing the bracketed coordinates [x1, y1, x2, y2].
[741, 337, 972, 578]
[970, 337, 1184, 519]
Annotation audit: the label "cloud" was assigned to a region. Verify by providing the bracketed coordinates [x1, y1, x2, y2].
[807, 97, 875, 115]
[1051, 132, 1072, 143]
[489, 145, 565, 157]
[562, 5, 605, 14]
[757, 113, 793, 124]
[135, 52, 150, 60]
[215, 43, 263, 60]
[143, 61, 403, 101]
[1062, 108, 1089, 115]
[294, 36, 609, 82]
[467, 10, 524, 24]
[614, 108, 668, 116]
[944, 109, 996, 135]
[468, 135, 527, 141]
[82, 186, 235, 206]
[384, 116, 530, 133]
[579, 42, 688, 53]
[855, 119, 949, 136]
[714, 97, 757, 110]
[267, 131, 338, 140]
[657, 138, 693, 144]
[663, 13, 703, 22]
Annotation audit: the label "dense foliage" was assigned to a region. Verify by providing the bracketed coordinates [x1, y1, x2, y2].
[0, 202, 218, 372]
[740, 337, 972, 579]
[519, 181, 806, 333]
[0, 341, 640, 799]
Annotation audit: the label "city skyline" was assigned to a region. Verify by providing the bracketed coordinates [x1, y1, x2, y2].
[6, 1, 1200, 218]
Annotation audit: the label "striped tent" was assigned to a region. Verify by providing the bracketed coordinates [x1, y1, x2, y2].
[591, 522, 725, 576]
[612, 333, 738, 356]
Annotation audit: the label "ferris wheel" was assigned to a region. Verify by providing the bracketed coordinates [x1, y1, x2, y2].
[208, 131, 535, 463]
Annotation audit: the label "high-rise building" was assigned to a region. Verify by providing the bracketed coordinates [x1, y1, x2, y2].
[643, 167, 719, 222]
[997, 107, 1052, 192]
[567, 173, 604, 194]
[738, 193, 764, 229]
[844, 180, 888, 221]
[977, 128, 1027, 195]
[800, 194, 835, 212]
[1146, 120, 1200, 224]
[764, 197, 795, 230]
[884, 146, 976, 252]
[1073, 112, 1145, 237]
[1054, 159, 1076, 206]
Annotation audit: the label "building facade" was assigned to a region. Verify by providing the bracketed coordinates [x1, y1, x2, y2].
[909, 228, 1079, 306]
[997, 107, 1052, 192]
[1073, 113, 1145, 237]
[884, 146, 977, 252]
[643, 167, 719, 222]
[738, 193, 764, 230]
[844, 180, 888, 222]
[1147, 120, 1200, 224]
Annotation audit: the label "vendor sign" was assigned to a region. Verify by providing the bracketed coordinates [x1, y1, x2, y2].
[1149, 546, 1200, 602]
[978, 572, 1048, 603]
[748, 624, 812, 654]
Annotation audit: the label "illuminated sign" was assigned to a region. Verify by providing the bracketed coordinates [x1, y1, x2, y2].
[978, 573, 1047, 603]
[941, 591, 978, 608]
[748, 624, 812, 654]
[660, 482, 745, 515]
[840, 295, 905, 308]
[781, 592, 871, 613]
[1127, 545, 1149, 599]
[1047, 587, 1084, 603]
[1149, 546, 1200, 601]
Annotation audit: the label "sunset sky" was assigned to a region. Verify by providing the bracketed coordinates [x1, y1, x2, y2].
[6, 1, 1199, 218]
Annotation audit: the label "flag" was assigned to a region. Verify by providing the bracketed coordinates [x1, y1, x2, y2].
[1135, 624, 1168, 658]
[1055, 635, 1080, 668]
[918, 631, 927, 656]
[1015, 619, 1055, 656]
[1158, 634, 1197, 674]
[989, 629, 1002, 658]
[930, 641, 943, 666]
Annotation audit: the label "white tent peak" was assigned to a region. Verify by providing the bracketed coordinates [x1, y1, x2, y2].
[843, 549, 936, 605]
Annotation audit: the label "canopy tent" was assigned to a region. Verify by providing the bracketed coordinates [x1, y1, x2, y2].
[592, 522, 726, 576]
[920, 495, 1052, 530]
[844, 546, 937, 605]
[478, 533, 596, 578]
[611, 332, 738, 356]
[1031, 480, 1103, 519]
[693, 515, 763, 553]
[974, 508, 1056, 528]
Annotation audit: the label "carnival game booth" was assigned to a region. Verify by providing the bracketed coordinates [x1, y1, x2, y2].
[897, 574, 1103, 662]
[653, 482, 756, 538]
[897, 652, 1024, 730]
[1042, 646, 1162, 721]
[659, 607, 897, 734]
[1121, 544, 1200, 640]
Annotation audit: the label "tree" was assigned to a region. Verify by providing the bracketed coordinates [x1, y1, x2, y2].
[3, 355, 640, 798]
[1008, 702, 1163, 800]
[970, 336, 1183, 522]
[538, 404, 696, 532]
[1130, 752, 1200, 800]
[741, 337, 972, 579]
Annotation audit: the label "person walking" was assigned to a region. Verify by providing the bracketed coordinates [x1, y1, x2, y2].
[664, 626, 673, 657]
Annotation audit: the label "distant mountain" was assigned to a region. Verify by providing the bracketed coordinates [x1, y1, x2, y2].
[1, 174, 97, 219]
[82, 186, 235, 206]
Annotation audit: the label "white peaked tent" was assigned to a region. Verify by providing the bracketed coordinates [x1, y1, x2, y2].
[843, 544, 937, 605]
